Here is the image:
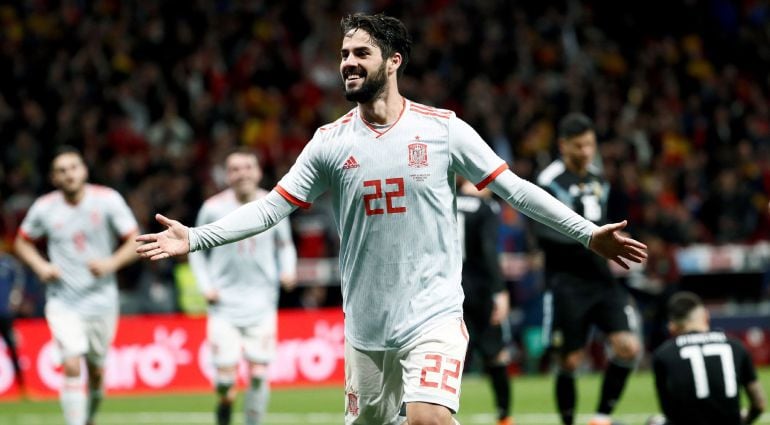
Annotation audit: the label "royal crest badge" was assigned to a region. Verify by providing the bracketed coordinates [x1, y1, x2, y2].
[408, 142, 428, 168]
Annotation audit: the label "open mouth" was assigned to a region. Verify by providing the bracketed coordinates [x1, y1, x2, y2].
[343, 68, 365, 82]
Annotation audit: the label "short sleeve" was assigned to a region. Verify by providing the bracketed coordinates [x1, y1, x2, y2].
[18, 200, 46, 241]
[276, 131, 330, 208]
[448, 116, 508, 189]
[107, 190, 139, 238]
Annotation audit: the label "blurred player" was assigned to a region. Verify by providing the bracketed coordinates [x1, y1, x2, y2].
[0, 249, 25, 393]
[536, 113, 641, 425]
[456, 178, 512, 425]
[647, 291, 766, 425]
[189, 150, 297, 425]
[135, 14, 646, 425]
[14, 146, 139, 425]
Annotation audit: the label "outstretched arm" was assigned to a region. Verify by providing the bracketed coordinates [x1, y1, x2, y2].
[137, 190, 297, 261]
[487, 170, 647, 269]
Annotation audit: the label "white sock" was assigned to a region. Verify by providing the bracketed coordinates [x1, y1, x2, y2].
[244, 377, 269, 425]
[60, 376, 87, 425]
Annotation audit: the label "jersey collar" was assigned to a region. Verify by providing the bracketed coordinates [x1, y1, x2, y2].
[358, 97, 407, 139]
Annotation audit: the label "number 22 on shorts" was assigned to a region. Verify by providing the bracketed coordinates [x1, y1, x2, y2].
[419, 354, 462, 394]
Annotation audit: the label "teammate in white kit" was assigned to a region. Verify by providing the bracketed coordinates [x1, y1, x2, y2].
[136, 14, 647, 425]
[189, 150, 297, 425]
[15, 146, 139, 425]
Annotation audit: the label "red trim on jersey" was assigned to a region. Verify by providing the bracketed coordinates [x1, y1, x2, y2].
[410, 109, 452, 119]
[17, 229, 38, 242]
[320, 110, 356, 132]
[275, 185, 312, 209]
[360, 98, 407, 139]
[475, 163, 509, 190]
[410, 103, 451, 118]
[88, 184, 113, 195]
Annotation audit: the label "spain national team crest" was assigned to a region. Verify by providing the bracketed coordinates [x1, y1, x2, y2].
[346, 391, 359, 416]
[408, 142, 428, 168]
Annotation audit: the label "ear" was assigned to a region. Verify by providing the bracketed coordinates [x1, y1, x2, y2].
[388, 52, 402, 75]
[667, 322, 677, 336]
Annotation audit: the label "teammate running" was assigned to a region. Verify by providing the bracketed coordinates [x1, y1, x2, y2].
[189, 149, 297, 425]
[15, 145, 139, 425]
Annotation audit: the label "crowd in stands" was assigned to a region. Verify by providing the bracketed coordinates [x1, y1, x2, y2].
[1, 0, 769, 315]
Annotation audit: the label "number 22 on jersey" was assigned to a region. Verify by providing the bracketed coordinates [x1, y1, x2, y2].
[362, 178, 407, 216]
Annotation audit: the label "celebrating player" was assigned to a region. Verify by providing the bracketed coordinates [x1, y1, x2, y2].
[648, 291, 766, 425]
[15, 146, 139, 425]
[536, 113, 642, 425]
[136, 13, 646, 425]
[189, 150, 297, 425]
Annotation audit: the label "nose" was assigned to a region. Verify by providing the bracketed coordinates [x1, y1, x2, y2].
[341, 54, 358, 68]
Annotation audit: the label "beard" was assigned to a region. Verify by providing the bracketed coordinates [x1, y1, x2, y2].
[343, 62, 387, 103]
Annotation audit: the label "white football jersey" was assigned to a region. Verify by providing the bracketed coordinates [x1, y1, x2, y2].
[188, 188, 296, 326]
[18, 184, 138, 316]
[277, 100, 507, 350]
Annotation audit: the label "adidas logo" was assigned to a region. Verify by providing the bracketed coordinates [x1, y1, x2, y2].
[342, 156, 360, 170]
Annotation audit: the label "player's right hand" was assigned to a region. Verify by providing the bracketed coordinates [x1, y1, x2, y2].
[36, 262, 61, 283]
[136, 214, 190, 261]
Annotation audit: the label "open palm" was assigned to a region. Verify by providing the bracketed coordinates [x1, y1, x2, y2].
[136, 214, 190, 261]
[589, 220, 647, 269]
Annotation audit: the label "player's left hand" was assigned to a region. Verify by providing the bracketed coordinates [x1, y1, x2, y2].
[88, 258, 117, 277]
[589, 220, 647, 269]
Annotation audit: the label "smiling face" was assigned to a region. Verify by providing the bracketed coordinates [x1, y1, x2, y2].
[225, 152, 261, 200]
[340, 29, 390, 103]
[51, 152, 88, 199]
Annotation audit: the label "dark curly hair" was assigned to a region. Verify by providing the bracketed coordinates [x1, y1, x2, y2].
[340, 13, 412, 77]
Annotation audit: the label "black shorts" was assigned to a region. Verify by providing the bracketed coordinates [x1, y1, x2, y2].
[463, 300, 508, 364]
[542, 273, 637, 354]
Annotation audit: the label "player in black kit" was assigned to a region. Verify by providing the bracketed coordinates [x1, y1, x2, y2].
[457, 178, 513, 425]
[536, 113, 641, 425]
[648, 291, 766, 425]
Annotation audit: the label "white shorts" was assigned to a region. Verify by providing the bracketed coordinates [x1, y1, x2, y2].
[344, 317, 469, 425]
[207, 315, 276, 367]
[45, 301, 117, 366]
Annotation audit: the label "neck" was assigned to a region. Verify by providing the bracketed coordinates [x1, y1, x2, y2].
[565, 161, 589, 177]
[63, 187, 86, 205]
[235, 189, 257, 204]
[680, 323, 710, 333]
[358, 84, 404, 125]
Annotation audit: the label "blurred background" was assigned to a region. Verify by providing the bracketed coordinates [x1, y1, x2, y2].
[1, 0, 769, 384]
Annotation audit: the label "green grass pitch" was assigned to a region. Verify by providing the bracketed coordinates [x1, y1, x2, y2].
[2, 368, 768, 424]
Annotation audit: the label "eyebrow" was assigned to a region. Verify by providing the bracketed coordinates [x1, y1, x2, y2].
[341, 46, 373, 55]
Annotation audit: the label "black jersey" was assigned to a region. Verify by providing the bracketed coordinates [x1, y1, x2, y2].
[652, 330, 758, 425]
[457, 193, 504, 309]
[535, 160, 613, 282]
